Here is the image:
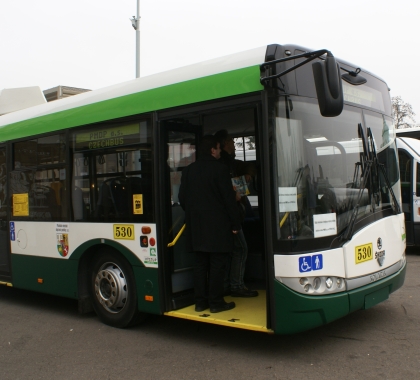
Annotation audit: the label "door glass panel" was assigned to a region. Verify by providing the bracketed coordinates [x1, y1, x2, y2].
[167, 131, 197, 272]
[398, 150, 412, 220]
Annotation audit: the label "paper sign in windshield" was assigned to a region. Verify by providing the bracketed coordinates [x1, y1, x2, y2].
[313, 213, 337, 238]
[278, 187, 297, 212]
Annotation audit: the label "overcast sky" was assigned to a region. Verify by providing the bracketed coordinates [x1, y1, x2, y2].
[1, 0, 419, 122]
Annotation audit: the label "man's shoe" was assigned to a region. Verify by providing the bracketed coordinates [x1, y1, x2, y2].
[195, 302, 209, 312]
[231, 288, 259, 297]
[210, 302, 235, 313]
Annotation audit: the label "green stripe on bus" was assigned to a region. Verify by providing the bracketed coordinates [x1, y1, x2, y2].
[0, 66, 262, 141]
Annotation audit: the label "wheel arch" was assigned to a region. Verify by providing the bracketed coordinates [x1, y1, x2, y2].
[72, 239, 145, 314]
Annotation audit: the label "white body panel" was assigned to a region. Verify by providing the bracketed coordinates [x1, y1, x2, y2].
[274, 248, 345, 278]
[341, 213, 405, 278]
[10, 221, 159, 268]
[274, 214, 405, 280]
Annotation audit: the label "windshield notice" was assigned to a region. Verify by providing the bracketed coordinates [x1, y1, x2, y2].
[313, 213, 337, 238]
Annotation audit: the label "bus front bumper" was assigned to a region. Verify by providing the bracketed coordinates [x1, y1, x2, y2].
[273, 260, 407, 335]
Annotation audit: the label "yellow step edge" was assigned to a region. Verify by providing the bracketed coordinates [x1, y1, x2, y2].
[165, 310, 273, 333]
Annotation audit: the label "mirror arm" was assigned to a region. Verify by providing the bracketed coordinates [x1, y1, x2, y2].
[260, 49, 331, 85]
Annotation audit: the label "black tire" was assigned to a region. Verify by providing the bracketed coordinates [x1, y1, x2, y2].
[89, 249, 143, 328]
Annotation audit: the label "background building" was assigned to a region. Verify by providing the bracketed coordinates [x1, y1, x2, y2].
[43, 85, 90, 102]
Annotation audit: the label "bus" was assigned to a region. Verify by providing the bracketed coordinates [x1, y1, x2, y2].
[396, 134, 420, 247]
[0, 44, 406, 334]
[396, 127, 420, 140]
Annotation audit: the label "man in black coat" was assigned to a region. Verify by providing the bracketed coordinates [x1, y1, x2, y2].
[214, 129, 258, 298]
[179, 135, 242, 313]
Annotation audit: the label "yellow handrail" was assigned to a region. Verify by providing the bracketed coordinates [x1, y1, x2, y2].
[167, 224, 186, 247]
[279, 194, 302, 228]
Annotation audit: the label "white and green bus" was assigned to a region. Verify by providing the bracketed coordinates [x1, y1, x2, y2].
[396, 130, 420, 247]
[0, 44, 406, 334]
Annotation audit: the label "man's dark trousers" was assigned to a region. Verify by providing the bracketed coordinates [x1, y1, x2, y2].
[194, 251, 228, 307]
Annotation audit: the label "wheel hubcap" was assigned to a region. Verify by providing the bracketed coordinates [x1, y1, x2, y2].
[94, 262, 128, 313]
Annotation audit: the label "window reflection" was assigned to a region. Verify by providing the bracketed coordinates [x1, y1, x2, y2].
[274, 97, 400, 242]
[71, 119, 153, 222]
[12, 134, 67, 221]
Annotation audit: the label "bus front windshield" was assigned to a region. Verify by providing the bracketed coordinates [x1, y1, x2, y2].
[273, 96, 400, 252]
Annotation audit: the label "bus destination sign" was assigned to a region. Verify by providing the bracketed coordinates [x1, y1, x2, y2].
[343, 83, 385, 112]
[75, 123, 140, 151]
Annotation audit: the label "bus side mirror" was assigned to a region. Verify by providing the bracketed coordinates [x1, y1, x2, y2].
[312, 54, 343, 117]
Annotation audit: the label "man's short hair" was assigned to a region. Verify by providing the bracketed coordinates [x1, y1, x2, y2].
[214, 129, 229, 149]
[198, 135, 218, 157]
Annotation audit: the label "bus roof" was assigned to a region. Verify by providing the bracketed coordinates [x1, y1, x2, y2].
[0, 46, 266, 141]
[397, 137, 420, 159]
[396, 127, 420, 138]
[0, 44, 389, 142]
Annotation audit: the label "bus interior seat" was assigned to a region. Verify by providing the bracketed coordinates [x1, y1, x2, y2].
[72, 186, 87, 221]
[95, 180, 114, 219]
[95, 176, 153, 221]
[110, 178, 130, 217]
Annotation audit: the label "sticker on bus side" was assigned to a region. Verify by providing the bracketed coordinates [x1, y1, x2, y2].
[355, 243, 373, 264]
[298, 254, 323, 273]
[10, 222, 15, 241]
[113, 224, 135, 240]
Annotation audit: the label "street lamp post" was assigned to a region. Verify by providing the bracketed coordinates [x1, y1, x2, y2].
[130, 0, 141, 78]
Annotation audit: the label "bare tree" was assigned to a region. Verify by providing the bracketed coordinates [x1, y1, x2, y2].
[392, 96, 416, 129]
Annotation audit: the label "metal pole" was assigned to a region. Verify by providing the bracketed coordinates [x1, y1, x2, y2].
[135, 0, 140, 78]
[130, 1, 141, 78]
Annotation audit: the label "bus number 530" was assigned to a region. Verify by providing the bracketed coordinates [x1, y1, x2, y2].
[113, 224, 135, 240]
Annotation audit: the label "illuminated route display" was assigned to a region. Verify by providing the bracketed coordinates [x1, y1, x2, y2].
[75, 123, 140, 151]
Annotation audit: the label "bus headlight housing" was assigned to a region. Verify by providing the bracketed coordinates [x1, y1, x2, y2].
[278, 275, 347, 295]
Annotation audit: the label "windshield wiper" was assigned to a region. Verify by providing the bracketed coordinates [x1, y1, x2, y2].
[342, 124, 372, 242]
[342, 124, 401, 242]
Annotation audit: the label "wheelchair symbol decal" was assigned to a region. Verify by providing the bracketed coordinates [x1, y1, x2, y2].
[299, 254, 323, 273]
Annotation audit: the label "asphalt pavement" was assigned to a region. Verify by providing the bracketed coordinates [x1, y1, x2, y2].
[1, 250, 419, 380]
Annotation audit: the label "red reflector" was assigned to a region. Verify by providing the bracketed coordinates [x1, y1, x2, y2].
[37, 278, 44, 284]
[145, 295, 153, 302]
[142, 226, 152, 234]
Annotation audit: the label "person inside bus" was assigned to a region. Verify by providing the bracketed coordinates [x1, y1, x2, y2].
[214, 129, 258, 298]
[178, 135, 242, 313]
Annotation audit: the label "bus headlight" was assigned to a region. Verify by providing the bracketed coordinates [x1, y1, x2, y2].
[326, 277, 333, 289]
[278, 276, 347, 295]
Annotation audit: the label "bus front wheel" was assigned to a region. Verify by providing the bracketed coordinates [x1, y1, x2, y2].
[90, 250, 142, 328]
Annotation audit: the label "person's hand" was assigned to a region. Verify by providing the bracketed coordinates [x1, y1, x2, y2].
[232, 230, 239, 234]
[235, 191, 241, 201]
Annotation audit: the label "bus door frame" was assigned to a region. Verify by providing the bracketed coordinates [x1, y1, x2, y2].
[156, 114, 202, 311]
[0, 143, 12, 281]
[155, 93, 272, 318]
[260, 91, 276, 331]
